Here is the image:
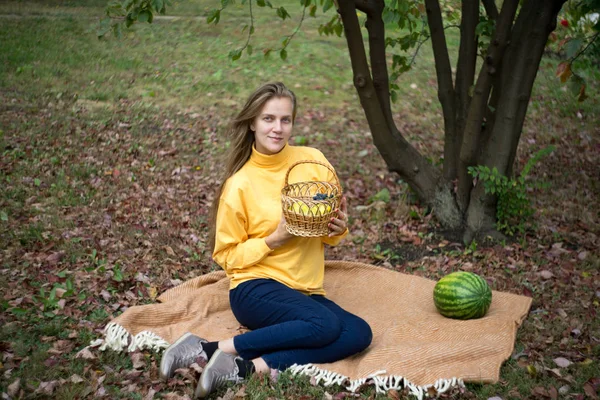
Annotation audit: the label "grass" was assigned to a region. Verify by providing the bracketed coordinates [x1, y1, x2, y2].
[1, 1, 599, 399]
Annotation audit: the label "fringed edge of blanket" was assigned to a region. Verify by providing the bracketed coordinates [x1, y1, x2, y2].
[96, 322, 465, 399]
[288, 364, 465, 400]
[98, 322, 170, 353]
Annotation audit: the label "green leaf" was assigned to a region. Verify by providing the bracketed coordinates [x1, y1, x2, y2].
[280, 48, 288, 60]
[256, 0, 266, 6]
[246, 44, 253, 55]
[323, 0, 334, 12]
[152, 0, 164, 12]
[113, 265, 124, 282]
[207, 9, 221, 24]
[390, 90, 398, 103]
[34, 178, 41, 186]
[276, 7, 290, 20]
[9, 307, 28, 316]
[565, 38, 583, 59]
[334, 21, 343, 37]
[1, 211, 7, 222]
[309, 4, 317, 17]
[372, 188, 391, 203]
[229, 49, 242, 60]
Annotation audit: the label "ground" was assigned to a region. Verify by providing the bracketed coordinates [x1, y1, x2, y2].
[0, 1, 599, 399]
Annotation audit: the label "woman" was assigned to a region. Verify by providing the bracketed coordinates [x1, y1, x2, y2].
[159, 82, 372, 398]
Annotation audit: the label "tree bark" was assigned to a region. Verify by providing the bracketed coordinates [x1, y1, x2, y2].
[357, 0, 396, 133]
[456, 0, 519, 212]
[506, 0, 565, 171]
[482, 0, 498, 21]
[424, 0, 457, 182]
[464, 0, 567, 241]
[337, 2, 434, 199]
[453, 0, 479, 182]
[338, 0, 462, 229]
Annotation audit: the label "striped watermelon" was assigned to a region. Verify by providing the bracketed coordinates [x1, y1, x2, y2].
[433, 271, 492, 320]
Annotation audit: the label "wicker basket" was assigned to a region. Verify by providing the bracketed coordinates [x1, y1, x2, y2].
[281, 160, 342, 237]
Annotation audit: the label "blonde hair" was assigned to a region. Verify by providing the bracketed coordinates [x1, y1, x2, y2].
[207, 82, 297, 254]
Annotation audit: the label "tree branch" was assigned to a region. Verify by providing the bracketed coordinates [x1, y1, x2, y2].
[337, 0, 442, 203]
[451, 0, 479, 183]
[424, 0, 457, 180]
[456, 0, 519, 211]
[363, 0, 396, 132]
[504, 0, 567, 173]
[482, 0, 499, 21]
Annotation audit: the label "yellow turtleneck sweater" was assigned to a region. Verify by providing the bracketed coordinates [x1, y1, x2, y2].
[212, 144, 347, 295]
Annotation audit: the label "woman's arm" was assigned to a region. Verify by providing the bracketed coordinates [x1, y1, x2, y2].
[212, 201, 295, 272]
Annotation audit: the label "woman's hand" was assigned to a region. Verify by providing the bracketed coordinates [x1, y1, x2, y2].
[328, 196, 349, 237]
[265, 215, 295, 249]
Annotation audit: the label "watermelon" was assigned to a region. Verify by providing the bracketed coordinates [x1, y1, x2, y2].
[433, 271, 492, 320]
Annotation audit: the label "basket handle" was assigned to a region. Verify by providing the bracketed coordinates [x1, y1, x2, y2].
[284, 160, 340, 189]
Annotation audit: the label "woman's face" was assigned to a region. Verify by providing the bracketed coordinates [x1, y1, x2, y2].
[252, 96, 294, 155]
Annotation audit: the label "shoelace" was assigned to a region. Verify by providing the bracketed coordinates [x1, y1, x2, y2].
[175, 344, 206, 365]
[215, 370, 243, 386]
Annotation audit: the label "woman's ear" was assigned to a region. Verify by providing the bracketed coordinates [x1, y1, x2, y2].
[250, 124, 255, 132]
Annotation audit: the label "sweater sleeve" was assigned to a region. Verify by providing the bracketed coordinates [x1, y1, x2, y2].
[212, 198, 273, 273]
[321, 228, 348, 246]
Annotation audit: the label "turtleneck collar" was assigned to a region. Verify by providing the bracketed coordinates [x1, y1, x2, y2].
[249, 142, 292, 167]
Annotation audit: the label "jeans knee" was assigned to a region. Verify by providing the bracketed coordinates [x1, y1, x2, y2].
[353, 317, 373, 352]
[308, 315, 342, 346]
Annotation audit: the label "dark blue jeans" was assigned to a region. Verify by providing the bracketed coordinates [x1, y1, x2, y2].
[230, 278, 372, 370]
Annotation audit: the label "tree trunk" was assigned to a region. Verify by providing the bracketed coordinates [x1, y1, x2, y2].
[336, 0, 565, 242]
[337, 0, 463, 230]
[463, 0, 567, 242]
[453, 0, 478, 183]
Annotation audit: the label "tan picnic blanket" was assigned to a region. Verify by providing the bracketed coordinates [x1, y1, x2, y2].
[99, 261, 531, 398]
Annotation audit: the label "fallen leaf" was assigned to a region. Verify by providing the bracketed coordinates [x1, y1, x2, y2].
[219, 388, 236, 400]
[165, 246, 176, 256]
[531, 386, 548, 397]
[548, 386, 558, 400]
[584, 383, 598, 400]
[36, 380, 58, 395]
[100, 290, 112, 301]
[7, 378, 21, 397]
[131, 352, 145, 369]
[48, 340, 74, 355]
[75, 347, 96, 360]
[70, 374, 84, 383]
[95, 385, 107, 397]
[388, 389, 401, 400]
[553, 357, 572, 368]
[46, 251, 65, 265]
[148, 286, 158, 300]
[538, 270, 554, 279]
[556, 308, 568, 318]
[144, 388, 157, 400]
[487, 397, 503, 400]
[545, 367, 562, 378]
[234, 386, 246, 398]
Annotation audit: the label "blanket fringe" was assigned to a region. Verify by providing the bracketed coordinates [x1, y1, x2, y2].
[97, 324, 464, 398]
[98, 322, 170, 352]
[288, 364, 464, 400]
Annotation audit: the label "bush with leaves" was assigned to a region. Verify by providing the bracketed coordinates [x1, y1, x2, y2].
[467, 146, 555, 237]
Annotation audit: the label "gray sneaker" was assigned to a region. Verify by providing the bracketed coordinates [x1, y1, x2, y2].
[159, 332, 208, 381]
[194, 349, 244, 398]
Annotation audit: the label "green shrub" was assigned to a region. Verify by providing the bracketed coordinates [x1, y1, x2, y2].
[468, 146, 555, 236]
